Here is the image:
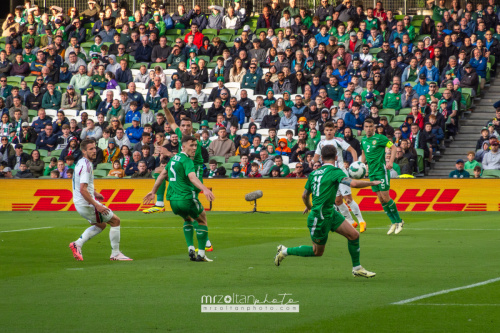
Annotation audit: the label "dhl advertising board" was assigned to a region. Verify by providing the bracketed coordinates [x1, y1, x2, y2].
[1, 179, 499, 212]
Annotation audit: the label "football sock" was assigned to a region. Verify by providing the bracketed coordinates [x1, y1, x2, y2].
[348, 238, 361, 267]
[338, 203, 354, 223]
[387, 199, 402, 223]
[183, 221, 194, 248]
[109, 226, 121, 257]
[193, 221, 211, 247]
[286, 246, 316, 257]
[206, 239, 212, 247]
[349, 200, 364, 222]
[196, 225, 208, 257]
[75, 225, 102, 247]
[155, 178, 166, 205]
[382, 202, 396, 224]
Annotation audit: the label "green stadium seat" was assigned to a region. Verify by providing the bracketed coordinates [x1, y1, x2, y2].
[24, 76, 36, 83]
[165, 29, 181, 35]
[218, 35, 231, 43]
[389, 121, 403, 129]
[124, 123, 133, 129]
[39, 175, 52, 179]
[255, 28, 268, 35]
[393, 114, 408, 122]
[184, 102, 191, 109]
[96, 163, 113, 170]
[118, 82, 127, 90]
[379, 109, 396, 118]
[382, 114, 393, 122]
[50, 150, 62, 157]
[150, 62, 166, 69]
[228, 156, 241, 163]
[42, 156, 53, 163]
[482, 170, 500, 178]
[39, 150, 48, 157]
[225, 42, 234, 48]
[202, 28, 218, 36]
[192, 123, 200, 130]
[210, 156, 226, 165]
[207, 62, 217, 68]
[198, 55, 210, 63]
[219, 29, 235, 36]
[369, 47, 381, 55]
[208, 122, 216, 128]
[132, 62, 149, 69]
[398, 108, 411, 115]
[394, 15, 405, 20]
[23, 143, 37, 151]
[7, 77, 21, 85]
[223, 162, 235, 170]
[93, 170, 107, 178]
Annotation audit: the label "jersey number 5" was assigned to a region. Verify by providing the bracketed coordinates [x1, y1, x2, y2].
[169, 162, 177, 182]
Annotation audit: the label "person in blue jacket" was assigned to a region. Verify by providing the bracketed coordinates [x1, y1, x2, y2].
[470, 48, 487, 90]
[229, 97, 245, 128]
[124, 101, 141, 124]
[36, 124, 58, 151]
[419, 59, 440, 83]
[125, 117, 144, 144]
[314, 26, 330, 45]
[344, 102, 365, 135]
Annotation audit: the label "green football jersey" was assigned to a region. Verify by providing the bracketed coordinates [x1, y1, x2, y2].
[305, 164, 346, 217]
[166, 152, 197, 201]
[175, 128, 204, 168]
[361, 133, 393, 177]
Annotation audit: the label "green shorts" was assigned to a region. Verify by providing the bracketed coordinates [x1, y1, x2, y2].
[369, 170, 391, 192]
[307, 210, 345, 245]
[169, 198, 204, 220]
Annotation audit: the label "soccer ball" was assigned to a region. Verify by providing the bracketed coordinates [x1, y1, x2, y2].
[348, 162, 367, 179]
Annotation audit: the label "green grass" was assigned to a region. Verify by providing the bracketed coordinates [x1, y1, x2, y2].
[1, 211, 499, 332]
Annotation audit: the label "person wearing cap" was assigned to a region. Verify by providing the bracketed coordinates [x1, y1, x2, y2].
[22, 24, 40, 49]
[98, 20, 117, 43]
[412, 73, 429, 96]
[401, 83, 418, 109]
[125, 117, 144, 144]
[81, 0, 101, 23]
[61, 85, 83, 112]
[486, 108, 500, 137]
[449, 159, 470, 178]
[482, 138, 500, 170]
[8, 143, 30, 170]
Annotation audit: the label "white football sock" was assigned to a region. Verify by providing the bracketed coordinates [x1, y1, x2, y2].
[349, 200, 365, 222]
[155, 201, 164, 207]
[75, 225, 102, 247]
[198, 249, 205, 257]
[109, 226, 121, 257]
[206, 239, 212, 247]
[282, 248, 288, 256]
[188, 245, 195, 253]
[338, 203, 354, 222]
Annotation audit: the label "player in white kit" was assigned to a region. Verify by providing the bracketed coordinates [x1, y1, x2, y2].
[69, 138, 132, 261]
[313, 122, 367, 232]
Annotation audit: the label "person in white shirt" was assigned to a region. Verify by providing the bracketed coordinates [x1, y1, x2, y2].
[313, 121, 367, 231]
[69, 138, 132, 261]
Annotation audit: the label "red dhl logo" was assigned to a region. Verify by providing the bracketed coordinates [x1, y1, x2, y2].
[356, 189, 487, 212]
[12, 189, 143, 212]
[10, 188, 491, 212]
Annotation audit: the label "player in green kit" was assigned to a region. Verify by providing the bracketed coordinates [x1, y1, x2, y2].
[274, 145, 379, 278]
[143, 102, 213, 251]
[143, 135, 215, 262]
[361, 119, 404, 235]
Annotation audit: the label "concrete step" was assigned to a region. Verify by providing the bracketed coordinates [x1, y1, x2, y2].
[442, 148, 473, 154]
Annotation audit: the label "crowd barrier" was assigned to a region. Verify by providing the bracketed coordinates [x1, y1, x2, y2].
[1, 179, 499, 212]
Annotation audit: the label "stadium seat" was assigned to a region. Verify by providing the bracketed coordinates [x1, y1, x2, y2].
[393, 115, 408, 122]
[23, 143, 36, 151]
[150, 62, 166, 69]
[96, 163, 113, 170]
[227, 156, 241, 163]
[50, 150, 62, 157]
[24, 76, 36, 83]
[398, 108, 411, 115]
[211, 156, 226, 165]
[124, 123, 133, 129]
[379, 109, 396, 118]
[198, 55, 210, 63]
[93, 170, 107, 178]
[223, 162, 235, 170]
[132, 62, 149, 69]
[255, 28, 268, 35]
[369, 47, 381, 55]
[482, 170, 500, 178]
[218, 35, 231, 43]
[219, 29, 235, 36]
[165, 29, 181, 35]
[202, 28, 218, 36]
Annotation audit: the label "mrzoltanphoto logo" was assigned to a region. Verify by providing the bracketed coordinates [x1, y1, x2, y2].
[201, 293, 299, 313]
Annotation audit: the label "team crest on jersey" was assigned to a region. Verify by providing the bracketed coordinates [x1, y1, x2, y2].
[372, 140, 377, 145]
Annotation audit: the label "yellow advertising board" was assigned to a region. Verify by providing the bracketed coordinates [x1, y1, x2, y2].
[1, 179, 499, 212]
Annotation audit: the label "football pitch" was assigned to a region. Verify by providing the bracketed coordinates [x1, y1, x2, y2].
[1, 211, 499, 332]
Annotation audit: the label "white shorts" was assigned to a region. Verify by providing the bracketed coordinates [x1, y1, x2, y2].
[76, 204, 114, 224]
[336, 183, 352, 197]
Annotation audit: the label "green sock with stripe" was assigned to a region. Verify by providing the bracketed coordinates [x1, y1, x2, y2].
[183, 221, 194, 248]
[382, 202, 396, 224]
[286, 246, 316, 257]
[347, 238, 361, 267]
[387, 199, 402, 223]
[196, 225, 209, 256]
[155, 177, 166, 206]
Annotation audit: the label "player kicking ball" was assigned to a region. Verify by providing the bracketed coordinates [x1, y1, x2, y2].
[143, 135, 215, 262]
[275, 145, 378, 278]
[361, 119, 404, 235]
[313, 122, 367, 232]
[143, 103, 213, 252]
[69, 139, 132, 261]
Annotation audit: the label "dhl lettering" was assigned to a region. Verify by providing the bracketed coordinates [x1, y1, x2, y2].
[33, 190, 73, 211]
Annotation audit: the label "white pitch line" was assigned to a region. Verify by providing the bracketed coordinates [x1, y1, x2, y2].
[403, 304, 500, 306]
[392, 277, 500, 305]
[0, 226, 53, 233]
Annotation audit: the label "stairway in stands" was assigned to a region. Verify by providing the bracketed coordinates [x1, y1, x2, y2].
[428, 74, 498, 178]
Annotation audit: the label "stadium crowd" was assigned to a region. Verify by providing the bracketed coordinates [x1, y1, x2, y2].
[1, 0, 500, 179]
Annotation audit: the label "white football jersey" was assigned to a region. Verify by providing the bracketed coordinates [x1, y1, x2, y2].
[315, 137, 351, 169]
[73, 157, 95, 207]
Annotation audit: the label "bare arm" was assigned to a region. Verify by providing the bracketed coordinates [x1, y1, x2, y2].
[161, 100, 178, 132]
[360, 150, 366, 163]
[313, 153, 320, 163]
[188, 172, 215, 201]
[302, 189, 312, 214]
[347, 146, 358, 162]
[386, 143, 396, 170]
[340, 177, 381, 188]
[81, 183, 109, 214]
[143, 168, 168, 204]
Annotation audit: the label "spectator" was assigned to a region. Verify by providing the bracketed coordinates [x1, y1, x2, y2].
[464, 151, 481, 171]
[208, 126, 236, 162]
[259, 149, 275, 176]
[394, 146, 412, 175]
[261, 104, 281, 129]
[8, 143, 30, 170]
[9, 97, 29, 122]
[449, 159, 470, 178]
[247, 162, 262, 178]
[103, 138, 120, 163]
[114, 127, 131, 149]
[26, 149, 44, 178]
[108, 160, 125, 178]
[41, 82, 62, 110]
[69, 65, 92, 94]
[472, 165, 482, 179]
[482, 138, 500, 170]
[14, 162, 33, 178]
[125, 151, 142, 176]
[230, 162, 244, 178]
[126, 117, 144, 144]
[81, 119, 103, 140]
[59, 137, 82, 162]
[131, 160, 152, 178]
[476, 127, 490, 150]
[116, 59, 133, 85]
[36, 124, 57, 151]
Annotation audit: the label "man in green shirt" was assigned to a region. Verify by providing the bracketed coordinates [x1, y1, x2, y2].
[282, 0, 300, 17]
[144, 135, 215, 262]
[449, 159, 471, 178]
[383, 83, 402, 111]
[274, 155, 290, 176]
[427, 0, 447, 22]
[361, 119, 404, 235]
[85, 87, 102, 110]
[274, 144, 378, 278]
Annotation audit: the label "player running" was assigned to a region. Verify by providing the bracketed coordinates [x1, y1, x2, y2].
[143, 102, 213, 251]
[275, 145, 378, 278]
[69, 139, 132, 261]
[143, 135, 215, 262]
[313, 122, 367, 232]
[361, 119, 404, 235]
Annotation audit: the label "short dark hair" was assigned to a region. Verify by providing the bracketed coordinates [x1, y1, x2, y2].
[321, 145, 337, 161]
[80, 138, 95, 151]
[181, 135, 196, 144]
